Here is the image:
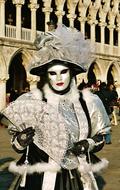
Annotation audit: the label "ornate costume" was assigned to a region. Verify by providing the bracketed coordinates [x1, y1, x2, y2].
[1, 24, 109, 190]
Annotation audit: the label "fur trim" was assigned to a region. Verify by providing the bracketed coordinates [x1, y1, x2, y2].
[43, 78, 80, 106]
[78, 158, 109, 174]
[91, 158, 109, 173]
[18, 78, 80, 105]
[9, 161, 61, 175]
[9, 158, 108, 176]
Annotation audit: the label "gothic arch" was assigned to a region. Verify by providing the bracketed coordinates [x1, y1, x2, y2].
[107, 61, 120, 84]
[9, 48, 33, 72]
[0, 52, 8, 80]
[11, 48, 31, 69]
[87, 61, 102, 84]
[6, 48, 33, 94]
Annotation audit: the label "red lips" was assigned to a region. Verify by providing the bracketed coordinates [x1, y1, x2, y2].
[56, 82, 64, 86]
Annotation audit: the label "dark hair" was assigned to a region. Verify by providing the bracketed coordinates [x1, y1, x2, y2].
[78, 81, 87, 90]
[37, 74, 47, 90]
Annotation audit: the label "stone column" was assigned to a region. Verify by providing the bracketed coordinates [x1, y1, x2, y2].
[0, 79, 7, 110]
[16, 4, 22, 39]
[42, 0, 52, 32]
[78, 1, 90, 33]
[87, 1, 100, 42]
[108, 26, 114, 46]
[98, 23, 106, 53]
[67, 0, 79, 27]
[13, 0, 25, 39]
[99, 6, 109, 44]
[79, 19, 86, 36]
[27, 74, 40, 90]
[80, 21, 85, 36]
[99, 23, 106, 44]
[107, 9, 116, 46]
[116, 14, 120, 47]
[110, 28, 114, 46]
[100, 26, 105, 44]
[0, 0, 5, 37]
[117, 28, 120, 47]
[55, 10, 64, 24]
[67, 14, 75, 27]
[55, 0, 65, 24]
[88, 21, 96, 42]
[29, 3, 39, 41]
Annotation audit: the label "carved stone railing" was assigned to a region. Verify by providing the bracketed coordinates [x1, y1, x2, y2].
[5, 25, 32, 41]
[3, 24, 120, 58]
[5, 25, 16, 39]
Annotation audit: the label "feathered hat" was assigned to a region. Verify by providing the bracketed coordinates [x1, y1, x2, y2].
[30, 24, 94, 76]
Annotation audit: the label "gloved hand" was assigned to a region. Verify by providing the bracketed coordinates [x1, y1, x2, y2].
[17, 127, 35, 148]
[70, 140, 89, 156]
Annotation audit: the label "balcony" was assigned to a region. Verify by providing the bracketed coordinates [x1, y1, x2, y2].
[4, 25, 43, 42]
[0, 25, 120, 58]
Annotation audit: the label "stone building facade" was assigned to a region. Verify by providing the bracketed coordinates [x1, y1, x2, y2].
[0, 0, 120, 110]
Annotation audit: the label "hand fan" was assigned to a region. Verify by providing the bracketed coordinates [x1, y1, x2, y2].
[2, 99, 69, 165]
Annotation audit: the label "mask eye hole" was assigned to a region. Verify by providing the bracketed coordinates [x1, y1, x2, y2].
[61, 69, 69, 74]
[48, 71, 56, 76]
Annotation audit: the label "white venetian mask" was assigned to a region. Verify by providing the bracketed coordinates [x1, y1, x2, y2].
[47, 63, 71, 92]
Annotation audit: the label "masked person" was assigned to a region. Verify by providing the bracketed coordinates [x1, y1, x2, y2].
[0, 25, 108, 190]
